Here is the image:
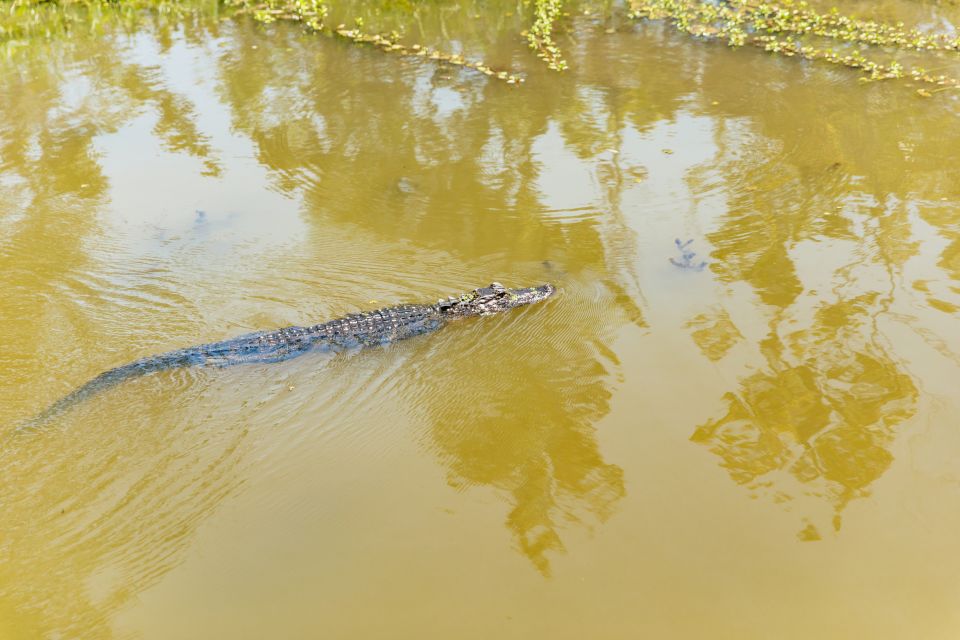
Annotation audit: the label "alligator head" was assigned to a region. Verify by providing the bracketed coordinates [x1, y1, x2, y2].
[437, 282, 555, 317]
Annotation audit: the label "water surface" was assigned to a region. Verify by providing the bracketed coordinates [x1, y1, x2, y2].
[2, 4, 960, 638]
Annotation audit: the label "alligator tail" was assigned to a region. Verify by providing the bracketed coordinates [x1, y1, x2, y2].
[18, 350, 200, 432]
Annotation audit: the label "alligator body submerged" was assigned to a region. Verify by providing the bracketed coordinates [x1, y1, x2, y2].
[24, 283, 555, 428]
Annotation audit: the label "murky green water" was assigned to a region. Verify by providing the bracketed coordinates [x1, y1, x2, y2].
[3, 3, 960, 638]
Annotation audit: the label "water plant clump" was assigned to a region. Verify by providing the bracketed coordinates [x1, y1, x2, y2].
[226, 0, 327, 30]
[226, 0, 525, 83]
[3, 0, 959, 93]
[332, 24, 525, 84]
[525, 0, 568, 71]
[628, 0, 960, 93]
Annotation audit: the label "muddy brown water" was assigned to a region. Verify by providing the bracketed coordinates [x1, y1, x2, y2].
[2, 3, 960, 638]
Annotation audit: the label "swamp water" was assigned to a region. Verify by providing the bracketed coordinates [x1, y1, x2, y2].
[2, 2, 960, 637]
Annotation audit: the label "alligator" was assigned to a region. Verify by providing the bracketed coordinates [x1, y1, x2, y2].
[23, 282, 555, 429]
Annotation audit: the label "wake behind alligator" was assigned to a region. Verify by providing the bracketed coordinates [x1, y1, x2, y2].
[24, 282, 555, 429]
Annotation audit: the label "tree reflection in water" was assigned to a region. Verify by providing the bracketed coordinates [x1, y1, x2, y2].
[681, 57, 960, 536]
[210, 16, 708, 572]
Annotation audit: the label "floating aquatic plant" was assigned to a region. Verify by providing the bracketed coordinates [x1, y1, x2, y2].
[332, 24, 525, 84]
[227, 0, 327, 30]
[226, 0, 525, 83]
[525, 0, 568, 71]
[3, 0, 959, 93]
[628, 0, 960, 93]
